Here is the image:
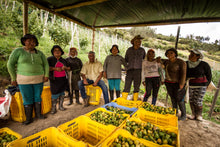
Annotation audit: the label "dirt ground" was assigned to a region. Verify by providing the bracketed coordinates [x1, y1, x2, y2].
[1, 94, 220, 147]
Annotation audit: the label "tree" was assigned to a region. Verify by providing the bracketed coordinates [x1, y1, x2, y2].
[129, 27, 156, 38]
[28, 8, 44, 38]
[48, 21, 71, 49]
[204, 36, 210, 42]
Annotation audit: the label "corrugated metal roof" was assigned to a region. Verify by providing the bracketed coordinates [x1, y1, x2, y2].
[26, 0, 220, 29]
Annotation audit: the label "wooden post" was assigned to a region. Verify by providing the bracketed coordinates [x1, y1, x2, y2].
[92, 29, 95, 51]
[98, 31, 100, 58]
[23, 1, 28, 35]
[209, 79, 220, 117]
[175, 26, 181, 49]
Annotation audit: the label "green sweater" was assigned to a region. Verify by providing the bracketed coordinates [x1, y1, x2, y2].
[7, 47, 49, 81]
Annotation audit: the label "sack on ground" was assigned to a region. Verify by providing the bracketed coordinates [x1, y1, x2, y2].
[0, 89, 12, 118]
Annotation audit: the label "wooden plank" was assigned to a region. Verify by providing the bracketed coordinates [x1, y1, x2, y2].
[54, 0, 108, 12]
[209, 79, 220, 118]
[175, 26, 181, 49]
[92, 29, 95, 51]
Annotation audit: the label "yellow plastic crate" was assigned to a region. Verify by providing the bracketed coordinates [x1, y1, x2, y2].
[85, 85, 102, 105]
[10, 86, 51, 122]
[140, 102, 176, 115]
[121, 117, 180, 147]
[8, 127, 85, 147]
[10, 92, 35, 122]
[113, 98, 143, 108]
[84, 107, 129, 128]
[102, 129, 158, 147]
[58, 115, 116, 147]
[133, 108, 178, 128]
[0, 127, 22, 147]
[41, 86, 52, 114]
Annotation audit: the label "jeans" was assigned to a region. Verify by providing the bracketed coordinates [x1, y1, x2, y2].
[18, 83, 44, 105]
[78, 79, 109, 104]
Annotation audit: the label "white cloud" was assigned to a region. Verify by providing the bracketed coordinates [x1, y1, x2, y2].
[150, 22, 220, 43]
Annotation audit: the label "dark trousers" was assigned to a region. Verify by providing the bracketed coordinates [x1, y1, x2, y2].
[165, 82, 186, 109]
[123, 69, 142, 93]
[143, 77, 160, 104]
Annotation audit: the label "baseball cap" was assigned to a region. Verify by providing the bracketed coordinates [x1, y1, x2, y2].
[190, 49, 204, 59]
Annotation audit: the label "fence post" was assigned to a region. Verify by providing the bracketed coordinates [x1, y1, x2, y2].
[209, 79, 220, 118]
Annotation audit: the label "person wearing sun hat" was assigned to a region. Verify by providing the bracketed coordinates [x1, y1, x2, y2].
[66, 47, 83, 105]
[103, 44, 127, 101]
[47, 45, 70, 114]
[186, 49, 212, 121]
[7, 34, 49, 125]
[122, 35, 146, 101]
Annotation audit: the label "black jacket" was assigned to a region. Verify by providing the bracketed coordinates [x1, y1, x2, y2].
[186, 61, 212, 86]
[47, 56, 69, 81]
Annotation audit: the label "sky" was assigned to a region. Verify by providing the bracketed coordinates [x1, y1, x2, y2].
[150, 22, 220, 43]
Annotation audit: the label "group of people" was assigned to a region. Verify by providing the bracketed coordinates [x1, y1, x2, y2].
[142, 47, 211, 121]
[7, 34, 212, 125]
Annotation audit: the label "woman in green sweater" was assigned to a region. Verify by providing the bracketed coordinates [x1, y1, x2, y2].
[7, 34, 49, 125]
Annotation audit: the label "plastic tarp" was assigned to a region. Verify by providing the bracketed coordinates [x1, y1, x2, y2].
[27, 0, 220, 29]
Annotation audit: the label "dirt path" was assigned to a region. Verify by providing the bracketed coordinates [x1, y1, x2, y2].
[1, 97, 220, 147]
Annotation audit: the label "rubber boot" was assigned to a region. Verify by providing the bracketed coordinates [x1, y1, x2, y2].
[133, 93, 138, 101]
[75, 90, 82, 105]
[109, 90, 114, 101]
[188, 102, 196, 120]
[196, 105, 203, 121]
[51, 99, 57, 114]
[59, 96, 66, 111]
[67, 95, 73, 105]
[83, 95, 90, 107]
[85, 95, 90, 107]
[83, 98, 87, 107]
[116, 90, 121, 98]
[23, 104, 33, 125]
[152, 97, 157, 105]
[122, 92, 128, 100]
[178, 101, 186, 121]
[34, 102, 46, 119]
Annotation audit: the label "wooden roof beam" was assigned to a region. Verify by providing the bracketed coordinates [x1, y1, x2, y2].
[54, 0, 108, 12]
[23, 1, 28, 35]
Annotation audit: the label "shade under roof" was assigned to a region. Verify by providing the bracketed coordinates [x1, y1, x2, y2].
[26, 0, 220, 29]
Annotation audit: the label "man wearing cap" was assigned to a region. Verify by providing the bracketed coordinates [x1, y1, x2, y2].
[78, 51, 109, 106]
[122, 35, 146, 100]
[186, 49, 212, 121]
